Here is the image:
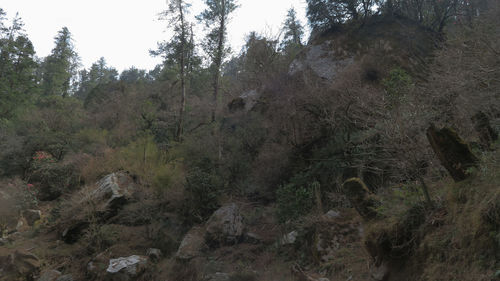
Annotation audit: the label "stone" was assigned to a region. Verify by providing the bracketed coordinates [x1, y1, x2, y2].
[16, 217, 30, 232]
[61, 172, 135, 243]
[243, 232, 262, 244]
[371, 263, 390, 281]
[176, 226, 206, 260]
[146, 248, 162, 261]
[324, 210, 341, 219]
[205, 203, 244, 246]
[342, 178, 381, 220]
[106, 255, 148, 280]
[281, 230, 298, 245]
[37, 270, 62, 281]
[204, 272, 230, 281]
[23, 209, 42, 226]
[56, 275, 74, 281]
[2, 250, 40, 277]
[426, 125, 479, 182]
[472, 111, 498, 149]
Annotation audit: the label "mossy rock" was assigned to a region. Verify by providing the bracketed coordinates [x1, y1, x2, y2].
[426, 125, 479, 182]
[342, 178, 381, 220]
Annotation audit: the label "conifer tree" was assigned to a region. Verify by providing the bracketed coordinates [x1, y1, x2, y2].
[198, 0, 238, 122]
[41, 27, 79, 97]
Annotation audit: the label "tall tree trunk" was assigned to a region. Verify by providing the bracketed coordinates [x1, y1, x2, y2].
[177, 0, 187, 141]
[211, 0, 226, 123]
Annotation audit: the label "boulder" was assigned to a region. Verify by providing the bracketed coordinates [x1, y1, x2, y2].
[342, 178, 381, 220]
[37, 270, 61, 281]
[280, 230, 299, 245]
[176, 226, 206, 260]
[205, 203, 244, 246]
[146, 248, 162, 261]
[61, 172, 135, 243]
[23, 209, 42, 226]
[106, 255, 148, 281]
[0, 250, 40, 279]
[472, 111, 498, 149]
[426, 125, 479, 182]
[89, 172, 135, 215]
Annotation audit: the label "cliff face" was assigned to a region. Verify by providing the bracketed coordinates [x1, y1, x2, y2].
[289, 16, 438, 83]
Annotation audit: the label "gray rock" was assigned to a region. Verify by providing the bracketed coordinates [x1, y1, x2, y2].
[56, 275, 74, 281]
[176, 226, 206, 260]
[280, 230, 298, 245]
[204, 272, 230, 281]
[205, 203, 244, 246]
[244, 232, 261, 244]
[23, 209, 42, 226]
[289, 40, 354, 81]
[106, 255, 148, 280]
[371, 263, 389, 281]
[146, 248, 162, 261]
[324, 210, 341, 219]
[37, 270, 61, 281]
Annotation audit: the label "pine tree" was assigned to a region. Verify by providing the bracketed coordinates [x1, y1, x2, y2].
[152, 0, 197, 141]
[281, 8, 304, 53]
[41, 27, 79, 97]
[197, 0, 238, 122]
[0, 11, 37, 119]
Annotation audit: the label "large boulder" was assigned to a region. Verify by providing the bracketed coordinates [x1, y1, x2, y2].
[176, 226, 206, 260]
[342, 178, 381, 220]
[106, 255, 148, 281]
[426, 125, 479, 182]
[61, 172, 135, 243]
[205, 203, 244, 246]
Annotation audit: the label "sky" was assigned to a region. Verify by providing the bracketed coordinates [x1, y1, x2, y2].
[1, 0, 309, 72]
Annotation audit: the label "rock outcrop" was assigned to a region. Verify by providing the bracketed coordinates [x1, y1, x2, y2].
[342, 178, 381, 220]
[205, 203, 244, 246]
[426, 125, 479, 182]
[176, 226, 206, 260]
[106, 255, 148, 281]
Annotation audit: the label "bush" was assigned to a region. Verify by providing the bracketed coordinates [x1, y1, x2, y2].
[382, 67, 413, 106]
[182, 166, 221, 223]
[26, 151, 81, 200]
[276, 182, 314, 223]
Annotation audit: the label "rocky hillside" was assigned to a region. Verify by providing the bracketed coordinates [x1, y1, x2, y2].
[1, 7, 500, 281]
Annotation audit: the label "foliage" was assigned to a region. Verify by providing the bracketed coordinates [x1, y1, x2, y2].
[0, 11, 38, 120]
[280, 8, 304, 54]
[182, 166, 221, 223]
[41, 27, 79, 97]
[276, 181, 314, 222]
[382, 67, 413, 106]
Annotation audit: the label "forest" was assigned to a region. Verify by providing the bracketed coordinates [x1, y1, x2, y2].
[0, 0, 499, 280]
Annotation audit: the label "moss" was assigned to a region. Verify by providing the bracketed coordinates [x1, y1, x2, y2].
[343, 178, 381, 220]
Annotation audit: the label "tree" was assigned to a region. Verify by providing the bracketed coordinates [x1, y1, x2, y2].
[151, 0, 195, 141]
[197, 0, 238, 122]
[41, 27, 79, 97]
[75, 57, 118, 100]
[0, 11, 38, 119]
[280, 8, 305, 54]
[306, 0, 379, 31]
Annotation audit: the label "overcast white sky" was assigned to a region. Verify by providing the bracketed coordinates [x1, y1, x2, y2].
[1, 0, 309, 72]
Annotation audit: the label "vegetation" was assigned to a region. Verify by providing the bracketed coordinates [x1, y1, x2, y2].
[0, 0, 498, 280]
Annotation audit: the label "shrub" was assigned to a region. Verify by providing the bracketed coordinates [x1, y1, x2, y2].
[27, 151, 81, 200]
[182, 166, 221, 223]
[382, 67, 413, 106]
[276, 182, 314, 223]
